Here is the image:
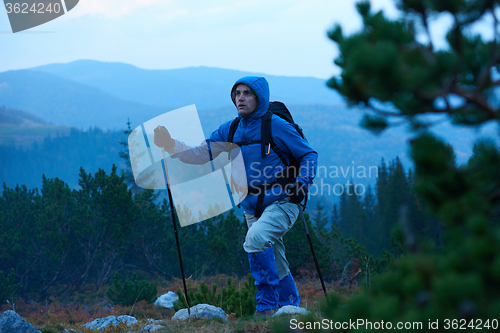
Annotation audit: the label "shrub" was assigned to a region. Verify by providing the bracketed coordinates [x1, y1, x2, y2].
[106, 273, 157, 306]
[0, 269, 20, 305]
[174, 274, 257, 317]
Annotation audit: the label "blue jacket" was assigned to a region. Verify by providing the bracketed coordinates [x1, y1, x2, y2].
[170, 76, 317, 215]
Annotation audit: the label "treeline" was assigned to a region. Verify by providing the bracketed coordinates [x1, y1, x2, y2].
[0, 160, 410, 303]
[331, 158, 439, 255]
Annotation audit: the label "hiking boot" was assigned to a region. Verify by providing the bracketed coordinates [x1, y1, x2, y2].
[254, 308, 277, 317]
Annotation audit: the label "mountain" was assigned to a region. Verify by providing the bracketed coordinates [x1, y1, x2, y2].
[0, 69, 171, 130]
[0, 61, 344, 131]
[32, 60, 344, 110]
[0, 60, 498, 195]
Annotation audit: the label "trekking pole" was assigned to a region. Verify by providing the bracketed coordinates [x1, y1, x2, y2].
[298, 207, 327, 298]
[161, 148, 191, 315]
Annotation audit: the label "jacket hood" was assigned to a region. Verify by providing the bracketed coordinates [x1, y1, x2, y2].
[230, 76, 270, 119]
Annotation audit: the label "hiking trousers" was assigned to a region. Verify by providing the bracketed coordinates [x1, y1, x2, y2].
[243, 198, 299, 280]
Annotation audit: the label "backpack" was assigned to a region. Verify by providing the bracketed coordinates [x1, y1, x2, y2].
[227, 101, 308, 215]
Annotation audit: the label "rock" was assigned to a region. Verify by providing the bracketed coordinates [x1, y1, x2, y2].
[273, 306, 310, 317]
[172, 304, 228, 321]
[117, 315, 137, 325]
[82, 316, 119, 330]
[154, 291, 179, 309]
[0, 310, 41, 333]
[140, 324, 164, 332]
[82, 315, 137, 330]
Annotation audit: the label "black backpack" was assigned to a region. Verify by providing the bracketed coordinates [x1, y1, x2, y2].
[227, 102, 308, 215]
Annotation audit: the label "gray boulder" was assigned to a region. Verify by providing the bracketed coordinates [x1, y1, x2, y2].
[172, 304, 227, 321]
[82, 314, 137, 330]
[82, 316, 119, 330]
[273, 306, 310, 317]
[0, 310, 41, 333]
[154, 291, 179, 309]
[140, 324, 165, 332]
[117, 315, 137, 325]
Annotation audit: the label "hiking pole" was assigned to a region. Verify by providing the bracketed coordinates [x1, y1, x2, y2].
[161, 148, 191, 315]
[298, 207, 327, 298]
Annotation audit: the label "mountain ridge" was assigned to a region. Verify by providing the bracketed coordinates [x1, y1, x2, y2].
[31, 60, 344, 110]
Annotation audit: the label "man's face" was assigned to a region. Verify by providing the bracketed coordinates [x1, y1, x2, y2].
[234, 84, 258, 117]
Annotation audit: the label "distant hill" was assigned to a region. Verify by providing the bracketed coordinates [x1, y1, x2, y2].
[32, 60, 344, 109]
[0, 106, 70, 148]
[0, 61, 345, 131]
[0, 69, 171, 130]
[0, 105, 47, 125]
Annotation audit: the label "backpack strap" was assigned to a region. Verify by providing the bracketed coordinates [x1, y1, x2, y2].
[227, 115, 265, 159]
[254, 192, 266, 218]
[228, 117, 242, 144]
[228, 117, 242, 160]
[261, 111, 273, 158]
[261, 111, 289, 167]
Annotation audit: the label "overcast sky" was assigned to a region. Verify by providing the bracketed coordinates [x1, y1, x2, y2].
[1, 0, 492, 79]
[0, 0, 407, 79]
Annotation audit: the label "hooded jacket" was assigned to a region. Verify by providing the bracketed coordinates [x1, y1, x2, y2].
[169, 76, 317, 215]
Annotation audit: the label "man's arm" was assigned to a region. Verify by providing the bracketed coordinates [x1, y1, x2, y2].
[154, 122, 232, 165]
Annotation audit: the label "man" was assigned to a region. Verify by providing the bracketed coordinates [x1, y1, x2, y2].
[154, 76, 317, 316]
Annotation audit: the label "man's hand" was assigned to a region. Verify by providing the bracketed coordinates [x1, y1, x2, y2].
[154, 125, 175, 150]
[286, 182, 307, 204]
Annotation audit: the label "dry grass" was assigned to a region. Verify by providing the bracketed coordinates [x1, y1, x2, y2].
[0, 276, 357, 333]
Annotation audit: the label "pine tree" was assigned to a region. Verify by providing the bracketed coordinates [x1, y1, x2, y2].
[32, 176, 76, 298]
[362, 185, 377, 253]
[282, 1, 500, 331]
[119, 118, 142, 194]
[331, 203, 341, 229]
[312, 201, 329, 232]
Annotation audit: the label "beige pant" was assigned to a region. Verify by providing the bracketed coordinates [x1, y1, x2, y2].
[243, 198, 300, 280]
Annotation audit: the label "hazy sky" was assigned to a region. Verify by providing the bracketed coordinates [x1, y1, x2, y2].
[0, 0, 405, 79]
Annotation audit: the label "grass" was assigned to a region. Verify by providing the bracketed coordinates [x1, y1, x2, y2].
[0, 275, 356, 333]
